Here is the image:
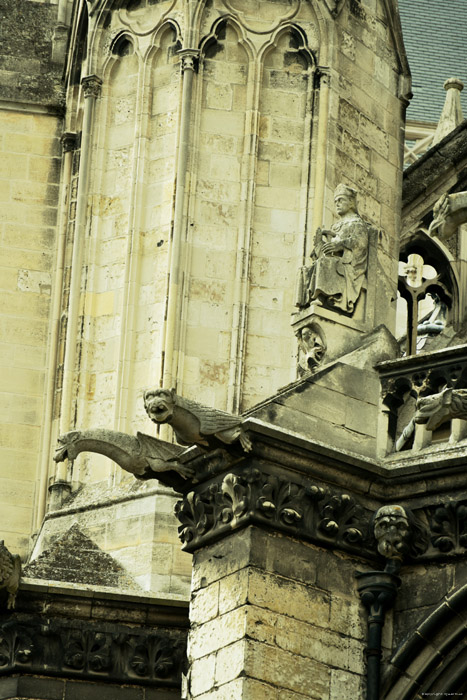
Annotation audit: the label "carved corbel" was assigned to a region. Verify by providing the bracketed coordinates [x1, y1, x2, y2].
[60, 132, 77, 153]
[178, 49, 199, 74]
[296, 322, 327, 374]
[81, 75, 103, 99]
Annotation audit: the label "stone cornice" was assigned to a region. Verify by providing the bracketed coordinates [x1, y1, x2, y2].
[174, 422, 467, 564]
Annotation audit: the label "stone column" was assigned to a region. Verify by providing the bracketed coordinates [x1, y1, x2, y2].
[52, 76, 102, 505]
[175, 437, 380, 700]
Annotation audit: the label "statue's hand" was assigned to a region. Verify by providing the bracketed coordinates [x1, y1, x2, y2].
[322, 241, 343, 255]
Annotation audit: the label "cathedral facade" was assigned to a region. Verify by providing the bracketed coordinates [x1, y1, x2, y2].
[1, 1, 467, 698]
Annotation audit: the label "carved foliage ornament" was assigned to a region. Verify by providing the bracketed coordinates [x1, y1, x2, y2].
[174, 467, 369, 553]
[81, 75, 103, 99]
[0, 619, 184, 685]
[428, 501, 467, 554]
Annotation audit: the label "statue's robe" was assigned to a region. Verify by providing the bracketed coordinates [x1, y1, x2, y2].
[309, 214, 369, 313]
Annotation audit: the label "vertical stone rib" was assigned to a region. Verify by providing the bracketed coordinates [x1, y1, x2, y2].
[161, 49, 198, 396]
[55, 74, 102, 485]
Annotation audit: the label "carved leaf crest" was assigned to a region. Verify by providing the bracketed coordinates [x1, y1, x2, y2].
[63, 629, 111, 672]
[0, 623, 33, 668]
[174, 492, 211, 544]
[318, 494, 364, 544]
[127, 633, 176, 679]
[429, 501, 467, 553]
[257, 476, 305, 526]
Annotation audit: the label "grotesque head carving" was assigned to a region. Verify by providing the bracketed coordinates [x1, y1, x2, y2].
[373, 505, 410, 561]
[297, 323, 327, 374]
[144, 388, 175, 424]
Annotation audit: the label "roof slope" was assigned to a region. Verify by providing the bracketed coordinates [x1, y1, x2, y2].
[23, 523, 142, 591]
[398, 0, 467, 122]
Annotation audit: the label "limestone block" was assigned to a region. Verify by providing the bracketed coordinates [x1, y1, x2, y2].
[27, 155, 61, 183]
[2, 291, 50, 320]
[274, 613, 364, 673]
[2, 246, 53, 273]
[0, 477, 34, 508]
[0, 393, 42, 426]
[189, 653, 217, 696]
[0, 268, 18, 292]
[258, 141, 302, 164]
[189, 607, 247, 659]
[329, 669, 364, 700]
[0, 153, 28, 179]
[329, 594, 366, 640]
[244, 639, 331, 698]
[200, 132, 238, 156]
[8, 133, 60, 158]
[214, 639, 246, 686]
[0, 448, 39, 481]
[0, 503, 32, 534]
[201, 110, 245, 137]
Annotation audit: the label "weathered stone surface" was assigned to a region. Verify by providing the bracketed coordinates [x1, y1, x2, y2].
[24, 523, 142, 591]
[0, 0, 64, 107]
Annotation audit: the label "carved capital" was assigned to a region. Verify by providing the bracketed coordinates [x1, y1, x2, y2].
[174, 464, 373, 556]
[317, 67, 331, 87]
[178, 49, 199, 74]
[60, 132, 77, 153]
[81, 75, 103, 99]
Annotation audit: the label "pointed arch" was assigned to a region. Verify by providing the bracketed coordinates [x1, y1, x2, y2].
[383, 582, 467, 698]
[199, 14, 255, 63]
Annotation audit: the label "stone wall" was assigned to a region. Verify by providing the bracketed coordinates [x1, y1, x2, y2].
[0, 109, 62, 555]
[185, 527, 386, 700]
[0, 0, 64, 556]
[32, 479, 192, 597]
[51, 0, 407, 488]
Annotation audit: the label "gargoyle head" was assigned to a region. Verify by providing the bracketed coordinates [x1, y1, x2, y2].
[373, 505, 410, 561]
[54, 431, 80, 462]
[414, 388, 452, 431]
[144, 388, 175, 424]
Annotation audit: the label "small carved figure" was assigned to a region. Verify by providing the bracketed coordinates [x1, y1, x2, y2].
[414, 387, 467, 431]
[296, 184, 370, 314]
[0, 541, 21, 609]
[297, 324, 326, 374]
[144, 388, 252, 452]
[417, 293, 447, 335]
[373, 505, 410, 562]
[54, 429, 193, 479]
[428, 190, 467, 240]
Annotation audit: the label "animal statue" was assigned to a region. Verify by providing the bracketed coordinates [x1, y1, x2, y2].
[54, 429, 193, 488]
[428, 191, 467, 240]
[143, 388, 253, 452]
[0, 541, 21, 609]
[414, 387, 467, 431]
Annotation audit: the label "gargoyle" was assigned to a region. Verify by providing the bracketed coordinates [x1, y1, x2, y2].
[143, 388, 252, 452]
[0, 541, 21, 609]
[54, 429, 193, 489]
[414, 387, 467, 431]
[428, 191, 467, 240]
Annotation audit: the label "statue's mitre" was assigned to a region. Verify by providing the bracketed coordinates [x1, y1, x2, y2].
[334, 183, 357, 199]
